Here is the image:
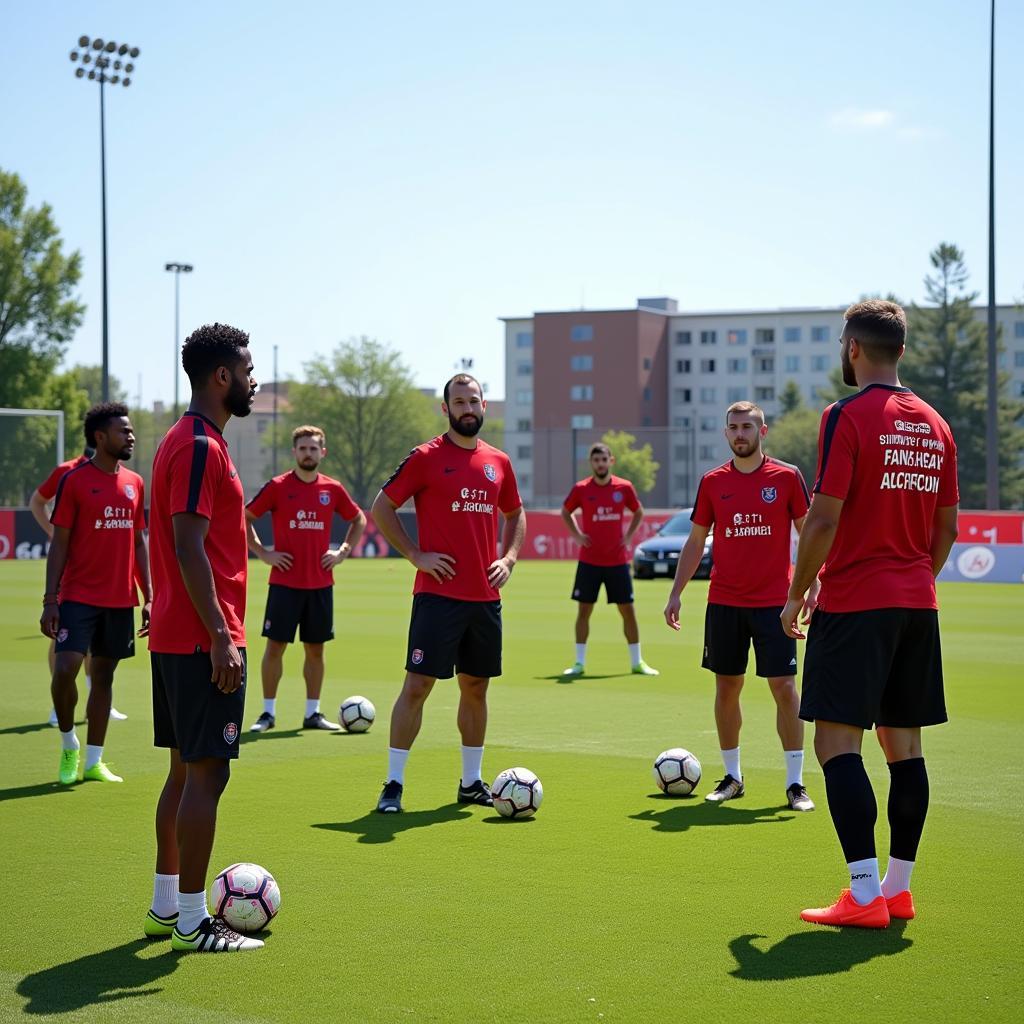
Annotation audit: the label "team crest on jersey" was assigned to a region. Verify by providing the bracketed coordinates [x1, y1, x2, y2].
[319, 491, 331, 505]
[483, 463, 497, 482]
[411, 648, 424, 665]
[223, 722, 239, 744]
[57, 628, 69, 643]
[761, 487, 777, 503]
[124, 484, 136, 500]
[612, 491, 624, 503]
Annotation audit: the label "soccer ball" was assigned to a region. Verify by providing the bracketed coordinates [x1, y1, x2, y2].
[210, 862, 281, 933]
[491, 767, 543, 818]
[339, 695, 375, 733]
[652, 748, 702, 796]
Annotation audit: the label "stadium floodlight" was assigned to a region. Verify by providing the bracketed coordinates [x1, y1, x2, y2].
[165, 263, 194, 418]
[69, 35, 142, 402]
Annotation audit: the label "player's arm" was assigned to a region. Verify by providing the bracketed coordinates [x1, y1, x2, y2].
[781, 494, 843, 639]
[172, 512, 243, 693]
[623, 505, 644, 548]
[40, 525, 72, 637]
[792, 515, 821, 619]
[245, 511, 293, 571]
[29, 489, 54, 540]
[369, 490, 455, 583]
[930, 505, 959, 576]
[323, 508, 367, 569]
[560, 505, 590, 547]
[663, 523, 709, 631]
[134, 530, 154, 635]
[488, 505, 526, 589]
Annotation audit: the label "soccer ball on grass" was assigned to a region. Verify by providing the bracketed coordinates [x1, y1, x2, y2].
[652, 748, 701, 796]
[339, 695, 375, 733]
[491, 767, 543, 818]
[211, 862, 281, 933]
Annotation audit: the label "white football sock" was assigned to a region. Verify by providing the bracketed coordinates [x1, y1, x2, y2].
[461, 745, 484, 787]
[628, 643, 642, 668]
[388, 747, 410, 785]
[176, 890, 209, 934]
[60, 729, 79, 751]
[151, 873, 179, 918]
[264, 698, 277, 716]
[847, 857, 882, 905]
[881, 856, 915, 898]
[85, 675, 91, 690]
[305, 698, 320, 718]
[575, 643, 587, 665]
[784, 750, 804, 788]
[721, 747, 741, 781]
[84, 744, 103, 770]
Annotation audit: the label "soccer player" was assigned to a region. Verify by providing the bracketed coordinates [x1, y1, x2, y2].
[32, 447, 127, 725]
[39, 403, 150, 784]
[245, 425, 366, 733]
[560, 443, 658, 677]
[664, 400, 817, 812]
[145, 323, 264, 952]
[781, 300, 958, 928]
[370, 373, 525, 813]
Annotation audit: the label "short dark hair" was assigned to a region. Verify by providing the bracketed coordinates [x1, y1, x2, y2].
[725, 400, 765, 427]
[844, 300, 906, 363]
[589, 443, 611, 458]
[443, 373, 483, 405]
[84, 402, 129, 447]
[181, 323, 250, 387]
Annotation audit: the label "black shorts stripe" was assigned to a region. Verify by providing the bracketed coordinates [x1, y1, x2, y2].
[186, 421, 210, 514]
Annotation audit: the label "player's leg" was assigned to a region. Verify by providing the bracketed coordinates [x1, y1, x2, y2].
[379, 670, 436, 812]
[47, 638, 59, 726]
[301, 643, 338, 729]
[81, 655, 122, 781]
[147, 746, 185, 937]
[564, 563, 600, 676]
[301, 587, 338, 729]
[702, 604, 749, 801]
[251, 584, 298, 732]
[52, 649, 85, 783]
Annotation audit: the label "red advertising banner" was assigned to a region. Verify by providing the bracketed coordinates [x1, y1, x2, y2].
[521, 510, 675, 560]
[957, 512, 1024, 546]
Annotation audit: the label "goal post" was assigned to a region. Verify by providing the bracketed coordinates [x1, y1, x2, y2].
[0, 408, 66, 506]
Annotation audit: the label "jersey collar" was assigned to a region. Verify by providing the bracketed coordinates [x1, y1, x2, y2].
[183, 410, 224, 435]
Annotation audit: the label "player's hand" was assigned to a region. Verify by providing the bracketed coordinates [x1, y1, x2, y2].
[663, 593, 682, 631]
[210, 635, 244, 693]
[413, 550, 456, 583]
[487, 556, 514, 589]
[780, 597, 807, 640]
[801, 578, 820, 624]
[322, 544, 350, 570]
[576, 533, 592, 548]
[262, 549, 293, 571]
[40, 602, 59, 639]
[138, 601, 152, 637]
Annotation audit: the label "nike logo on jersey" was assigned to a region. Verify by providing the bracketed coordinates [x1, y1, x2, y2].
[91, 488, 102, 494]
[230, 470, 238, 479]
[444, 467, 457, 474]
[720, 494, 733, 499]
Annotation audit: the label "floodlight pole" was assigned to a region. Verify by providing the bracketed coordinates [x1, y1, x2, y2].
[99, 73, 110, 401]
[272, 344, 279, 474]
[985, 0, 999, 509]
[165, 263, 193, 418]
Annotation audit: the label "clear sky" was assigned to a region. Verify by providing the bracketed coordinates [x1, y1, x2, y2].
[4, 0, 1022, 403]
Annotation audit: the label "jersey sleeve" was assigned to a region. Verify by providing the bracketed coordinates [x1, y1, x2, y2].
[563, 482, 583, 512]
[49, 474, 79, 529]
[36, 465, 65, 502]
[382, 448, 426, 507]
[690, 473, 715, 528]
[499, 456, 522, 514]
[788, 467, 811, 520]
[246, 478, 276, 517]
[134, 479, 147, 529]
[167, 436, 227, 520]
[938, 429, 959, 506]
[623, 482, 641, 512]
[333, 481, 361, 521]
[813, 405, 857, 500]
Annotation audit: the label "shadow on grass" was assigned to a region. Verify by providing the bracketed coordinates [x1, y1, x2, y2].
[537, 673, 629, 684]
[239, 727, 303, 745]
[312, 803, 472, 844]
[480, 814, 538, 824]
[629, 799, 794, 833]
[729, 921, 912, 980]
[0, 780, 78, 804]
[17, 939, 178, 1014]
[0, 722, 58, 737]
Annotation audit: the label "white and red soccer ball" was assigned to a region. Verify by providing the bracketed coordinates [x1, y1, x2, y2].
[491, 767, 543, 819]
[652, 748, 702, 796]
[211, 862, 281, 933]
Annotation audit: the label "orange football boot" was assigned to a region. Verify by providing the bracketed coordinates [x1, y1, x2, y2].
[885, 890, 915, 920]
[800, 888, 890, 928]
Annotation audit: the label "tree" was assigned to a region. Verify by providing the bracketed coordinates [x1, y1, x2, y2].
[71, 364, 128, 404]
[766, 406, 821, 484]
[778, 380, 804, 415]
[601, 429, 659, 495]
[286, 337, 439, 506]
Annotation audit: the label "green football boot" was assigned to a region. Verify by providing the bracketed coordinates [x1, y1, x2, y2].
[144, 909, 178, 938]
[561, 662, 585, 678]
[58, 748, 80, 785]
[632, 660, 660, 676]
[83, 761, 123, 783]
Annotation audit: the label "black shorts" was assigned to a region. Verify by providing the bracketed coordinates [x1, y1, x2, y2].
[55, 602, 135, 661]
[405, 594, 502, 679]
[701, 603, 797, 678]
[800, 608, 946, 731]
[151, 650, 247, 762]
[262, 584, 334, 644]
[572, 562, 634, 604]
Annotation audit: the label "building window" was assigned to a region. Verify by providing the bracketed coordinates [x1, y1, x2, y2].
[674, 473, 690, 491]
[516, 361, 532, 375]
[726, 386, 746, 402]
[519, 473, 531, 489]
[699, 387, 716, 403]
[676, 331, 692, 345]
[1017, 381, 1024, 397]
[575, 443, 591, 460]
[257, 417, 270, 435]
[784, 355, 800, 373]
[728, 329, 748, 345]
[700, 416, 717, 431]
[699, 445, 717, 459]
[516, 445, 532, 460]
[642, 415, 652, 427]
[701, 359, 716, 373]
[1014, 321, 1024, 338]
[571, 415, 594, 429]
[676, 359, 691, 373]
[726, 358, 747, 373]
[755, 328, 775, 345]
[643, 386, 652, 402]
[570, 324, 593, 342]
[810, 355, 828, 371]
[811, 326, 830, 342]
[674, 388, 692, 403]
[570, 354, 593, 371]
[643, 357, 652, 370]
[756, 357, 775, 373]
[754, 386, 775, 401]
[516, 389, 533, 404]
[516, 418, 531, 431]
[784, 326, 801, 343]
[570, 385, 594, 401]
[674, 445, 689, 461]
[700, 330, 717, 345]
[515, 331, 533, 349]
[673, 415, 692, 429]
[1013, 350, 1024, 367]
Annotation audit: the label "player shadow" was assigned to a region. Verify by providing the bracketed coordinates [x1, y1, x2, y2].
[540, 673, 630, 684]
[17, 938, 179, 1014]
[728, 922, 912, 981]
[629, 799, 795, 833]
[239, 727, 304, 745]
[0, 722, 59, 736]
[0, 780, 79, 804]
[311, 803, 473, 844]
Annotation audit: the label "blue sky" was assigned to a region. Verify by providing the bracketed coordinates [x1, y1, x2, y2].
[4, 0, 1022, 403]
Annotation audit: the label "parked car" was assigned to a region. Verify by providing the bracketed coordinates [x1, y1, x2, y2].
[633, 509, 713, 580]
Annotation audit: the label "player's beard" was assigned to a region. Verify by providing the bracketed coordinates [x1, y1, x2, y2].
[729, 438, 760, 459]
[449, 411, 483, 437]
[841, 343, 857, 387]
[227, 376, 255, 418]
[298, 457, 318, 470]
[593, 467, 610, 481]
[118, 444, 133, 461]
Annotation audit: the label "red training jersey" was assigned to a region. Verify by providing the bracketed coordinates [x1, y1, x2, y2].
[382, 434, 522, 602]
[37, 455, 90, 501]
[247, 471, 361, 589]
[692, 456, 810, 607]
[563, 476, 641, 567]
[813, 384, 958, 613]
[50, 461, 145, 608]
[148, 413, 248, 653]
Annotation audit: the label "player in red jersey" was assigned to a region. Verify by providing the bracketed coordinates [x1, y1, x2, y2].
[370, 373, 526, 813]
[560, 443, 658, 678]
[31, 447, 128, 725]
[781, 301, 959, 928]
[664, 401, 817, 811]
[145, 323, 263, 952]
[246, 424, 366, 733]
[39, 403, 150, 784]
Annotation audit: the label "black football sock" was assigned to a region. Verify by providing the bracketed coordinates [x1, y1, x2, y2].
[886, 756, 929, 861]
[822, 752, 877, 863]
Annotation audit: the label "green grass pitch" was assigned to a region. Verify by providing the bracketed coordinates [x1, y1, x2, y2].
[1, 559, 1021, 1023]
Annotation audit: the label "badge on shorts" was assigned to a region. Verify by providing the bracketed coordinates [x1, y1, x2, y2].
[57, 628, 69, 643]
[483, 463, 497, 482]
[264, 619, 271, 631]
[223, 722, 239, 744]
[124, 484, 136, 499]
[319, 491, 331, 505]
[761, 486, 777, 503]
[411, 648, 424, 665]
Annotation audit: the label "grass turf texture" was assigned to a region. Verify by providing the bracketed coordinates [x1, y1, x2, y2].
[1, 559, 1021, 1023]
